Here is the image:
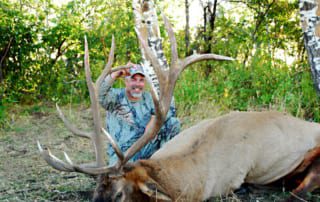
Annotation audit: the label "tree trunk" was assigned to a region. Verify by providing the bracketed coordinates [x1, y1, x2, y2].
[185, 0, 190, 56]
[200, 0, 218, 77]
[132, 0, 169, 96]
[0, 38, 13, 84]
[203, 4, 207, 46]
[207, 0, 218, 54]
[300, 0, 320, 94]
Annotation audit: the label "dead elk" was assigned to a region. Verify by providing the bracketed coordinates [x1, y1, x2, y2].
[92, 110, 320, 202]
[36, 14, 320, 202]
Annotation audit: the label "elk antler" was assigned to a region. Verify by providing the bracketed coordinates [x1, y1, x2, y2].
[37, 36, 130, 175]
[38, 16, 234, 174]
[114, 14, 234, 167]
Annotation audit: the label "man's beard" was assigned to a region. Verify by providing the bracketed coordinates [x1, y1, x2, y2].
[131, 92, 143, 98]
[130, 86, 143, 99]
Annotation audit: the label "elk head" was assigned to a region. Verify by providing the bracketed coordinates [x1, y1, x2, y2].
[37, 14, 234, 202]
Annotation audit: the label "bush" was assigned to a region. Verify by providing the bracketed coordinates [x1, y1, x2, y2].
[175, 54, 320, 122]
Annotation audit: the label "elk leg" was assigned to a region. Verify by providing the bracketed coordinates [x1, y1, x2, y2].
[286, 158, 320, 202]
[289, 146, 320, 177]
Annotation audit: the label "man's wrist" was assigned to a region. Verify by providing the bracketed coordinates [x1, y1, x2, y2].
[104, 75, 116, 84]
[110, 72, 118, 79]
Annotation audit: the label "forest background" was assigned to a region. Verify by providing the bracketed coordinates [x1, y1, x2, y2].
[0, 0, 317, 129]
[2, 0, 320, 201]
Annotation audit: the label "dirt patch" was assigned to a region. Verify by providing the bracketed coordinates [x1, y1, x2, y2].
[0, 105, 96, 201]
[0, 104, 319, 201]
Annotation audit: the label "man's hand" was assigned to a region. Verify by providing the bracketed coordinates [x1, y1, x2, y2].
[111, 69, 130, 79]
[111, 61, 133, 79]
[110, 62, 138, 79]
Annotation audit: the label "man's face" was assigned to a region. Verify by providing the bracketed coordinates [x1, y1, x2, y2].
[125, 74, 145, 101]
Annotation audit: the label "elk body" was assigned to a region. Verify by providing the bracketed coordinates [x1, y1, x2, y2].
[93, 111, 320, 201]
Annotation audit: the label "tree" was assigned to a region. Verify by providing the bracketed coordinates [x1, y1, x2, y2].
[0, 0, 139, 103]
[299, 0, 320, 94]
[185, 0, 191, 56]
[198, 0, 219, 76]
[200, 0, 218, 53]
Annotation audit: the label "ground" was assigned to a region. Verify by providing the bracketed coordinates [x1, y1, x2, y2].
[0, 103, 319, 202]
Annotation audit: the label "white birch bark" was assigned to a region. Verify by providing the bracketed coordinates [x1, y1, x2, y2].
[300, 0, 320, 93]
[132, 0, 169, 98]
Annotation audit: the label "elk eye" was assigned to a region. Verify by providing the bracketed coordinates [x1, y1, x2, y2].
[115, 192, 123, 202]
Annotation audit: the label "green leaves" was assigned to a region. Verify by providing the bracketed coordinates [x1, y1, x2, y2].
[0, 0, 141, 104]
[0, 0, 319, 122]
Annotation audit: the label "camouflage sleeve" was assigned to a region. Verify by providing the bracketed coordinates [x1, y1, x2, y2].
[98, 75, 119, 111]
[160, 97, 180, 134]
[167, 98, 177, 119]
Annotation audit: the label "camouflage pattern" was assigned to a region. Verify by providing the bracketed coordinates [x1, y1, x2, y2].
[99, 76, 180, 165]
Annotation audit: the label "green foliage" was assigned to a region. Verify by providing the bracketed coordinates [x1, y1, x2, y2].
[0, 104, 7, 132]
[0, 0, 139, 105]
[175, 52, 320, 121]
[1, 0, 320, 122]
[173, 0, 320, 121]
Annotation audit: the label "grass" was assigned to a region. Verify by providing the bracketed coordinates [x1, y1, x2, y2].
[0, 105, 96, 202]
[1, 60, 320, 201]
[1, 103, 320, 202]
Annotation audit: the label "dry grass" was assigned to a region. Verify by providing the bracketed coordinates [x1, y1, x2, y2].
[0, 105, 96, 201]
[0, 104, 319, 201]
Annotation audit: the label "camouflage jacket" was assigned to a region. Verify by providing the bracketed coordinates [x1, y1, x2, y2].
[98, 76, 180, 162]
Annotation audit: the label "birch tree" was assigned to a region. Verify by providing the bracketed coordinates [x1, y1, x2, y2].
[300, 0, 320, 94]
[132, 0, 169, 96]
[185, 0, 191, 56]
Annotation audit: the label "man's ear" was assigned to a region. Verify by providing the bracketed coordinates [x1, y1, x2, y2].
[137, 180, 172, 201]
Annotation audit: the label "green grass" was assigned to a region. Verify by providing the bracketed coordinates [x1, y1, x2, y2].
[175, 60, 320, 122]
[1, 55, 320, 201]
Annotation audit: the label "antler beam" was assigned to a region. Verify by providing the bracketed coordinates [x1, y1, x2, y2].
[117, 13, 234, 167]
[38, 36, 129, 175]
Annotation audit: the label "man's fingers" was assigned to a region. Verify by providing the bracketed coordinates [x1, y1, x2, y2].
[120, 69, 130, 77]
[126, 61, 134, 67]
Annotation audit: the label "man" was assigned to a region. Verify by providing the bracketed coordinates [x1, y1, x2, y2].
[99, 64, 181, 165]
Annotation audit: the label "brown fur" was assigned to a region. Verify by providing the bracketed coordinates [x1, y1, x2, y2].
[93, 111, 320, 201]
[317, 0, 320, 16]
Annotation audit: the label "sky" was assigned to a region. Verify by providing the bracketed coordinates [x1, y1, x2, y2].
[50, 0, 295, 64]
[165, 1, 203, 29]
[51, 0, 205, 30]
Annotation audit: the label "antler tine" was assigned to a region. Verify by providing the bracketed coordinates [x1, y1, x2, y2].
[95, 36, 133, 86]
[39, 35, 131, 175]
[85, 36, 129, 167]
[37, 141, 75, 172]
[134, 27, 170, 114]
[118, 29, 171, 167]
[135, 27, 167, 85]
[135, 22, 175, 116]
[38, 141, 113, 175]
[102, 128, 124, 161]
[162, 13, 235, 85]
[56, 103, 92, 139]
[120, 116, 162, 167]
[181, 54, 234, 73]
[120, 14, 236, 167]
[96, 35, 115, 87]
[162, 14, 178, 65]
[84, 36, 106, 167]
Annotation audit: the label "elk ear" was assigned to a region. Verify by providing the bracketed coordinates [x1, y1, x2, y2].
[137, 180, 172, 201]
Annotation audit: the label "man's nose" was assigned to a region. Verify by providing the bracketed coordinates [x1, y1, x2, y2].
[136, 81, 144, 86]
